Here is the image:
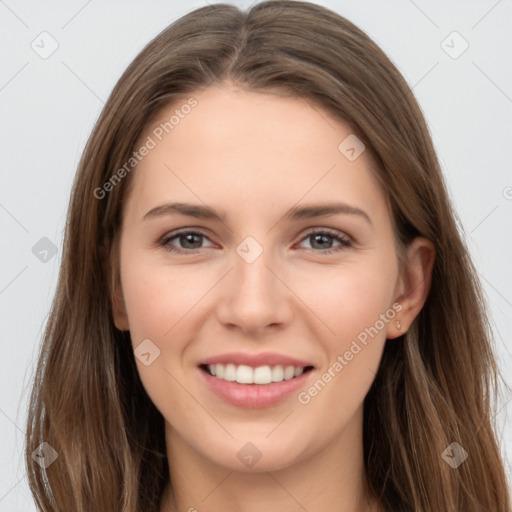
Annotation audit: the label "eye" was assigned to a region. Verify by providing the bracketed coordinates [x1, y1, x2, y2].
[297, 228, 352, 254]
[159, 230, 214, 253]
[158, 228, 353, 255]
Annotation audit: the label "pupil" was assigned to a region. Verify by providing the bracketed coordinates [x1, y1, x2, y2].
[182, 234, 201, 248]
[312, 234, 331, 249]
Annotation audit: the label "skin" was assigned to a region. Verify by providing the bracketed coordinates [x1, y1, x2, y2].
[112, 83, 435, 512]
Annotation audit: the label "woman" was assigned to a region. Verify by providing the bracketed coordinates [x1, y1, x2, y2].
[25, 1, 511, 510]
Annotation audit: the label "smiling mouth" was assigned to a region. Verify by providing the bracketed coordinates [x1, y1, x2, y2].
[199, 363, 314, 385]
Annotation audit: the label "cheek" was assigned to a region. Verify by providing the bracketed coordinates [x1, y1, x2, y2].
[303, 257, 396, 344]
[300, 257, 396, 398]
[120, 254, 205, 343]
[119, 254, 204, 415]
[289, 268, 393, 447]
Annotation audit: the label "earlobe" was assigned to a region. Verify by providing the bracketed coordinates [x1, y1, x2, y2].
[387, 237, 435, 340]
[386, 309, 404, 340]
[112, 286, 130, 331]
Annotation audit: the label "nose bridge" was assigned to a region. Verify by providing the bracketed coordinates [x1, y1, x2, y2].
[216, 235, 289, 332]
[235, 240, 275, 297]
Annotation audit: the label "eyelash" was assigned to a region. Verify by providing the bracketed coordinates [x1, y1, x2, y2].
[158, 228, 353, 255]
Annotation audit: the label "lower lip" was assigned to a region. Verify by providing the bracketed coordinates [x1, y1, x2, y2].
[198, 367, 313, 409]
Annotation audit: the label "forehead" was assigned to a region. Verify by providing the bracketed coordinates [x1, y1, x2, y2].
[125, 84, 388, 225]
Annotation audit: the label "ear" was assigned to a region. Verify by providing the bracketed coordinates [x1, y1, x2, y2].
[386, 236, 435, 339]
[100, 238, 130, 331]
[111, 281, 130, 332]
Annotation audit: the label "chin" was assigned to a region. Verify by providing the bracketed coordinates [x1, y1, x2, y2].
[194, 433, 313, 473]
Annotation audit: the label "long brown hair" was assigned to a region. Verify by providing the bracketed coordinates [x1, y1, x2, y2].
[25, 1, 511, 510]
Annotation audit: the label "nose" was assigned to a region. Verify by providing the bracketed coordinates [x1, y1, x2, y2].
[215, 245, 293, 337]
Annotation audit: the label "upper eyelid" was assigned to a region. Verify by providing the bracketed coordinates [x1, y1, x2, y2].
[161, 228, 212, 242]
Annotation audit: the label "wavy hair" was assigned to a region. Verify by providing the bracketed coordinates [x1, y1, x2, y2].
[25, 1, 510, 510]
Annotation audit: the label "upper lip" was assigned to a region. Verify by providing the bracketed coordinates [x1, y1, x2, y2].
[199, 351, 314, 368]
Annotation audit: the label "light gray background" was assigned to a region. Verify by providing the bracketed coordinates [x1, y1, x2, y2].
[1, 0, 511, 509]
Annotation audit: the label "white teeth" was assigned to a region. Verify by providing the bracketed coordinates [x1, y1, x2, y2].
[235, 364, 253, 384]
[205, 363, 308, 384]
[283, 366, 295, 380]
[253, 366, 272, 384]
[224, 363, 236, 381]
[271, 365, 284, 382]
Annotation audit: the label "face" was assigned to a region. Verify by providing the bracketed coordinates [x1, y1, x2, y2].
[113, 83, 407, 472]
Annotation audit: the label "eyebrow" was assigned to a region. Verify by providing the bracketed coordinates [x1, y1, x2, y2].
[142, 201, 373, 226]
